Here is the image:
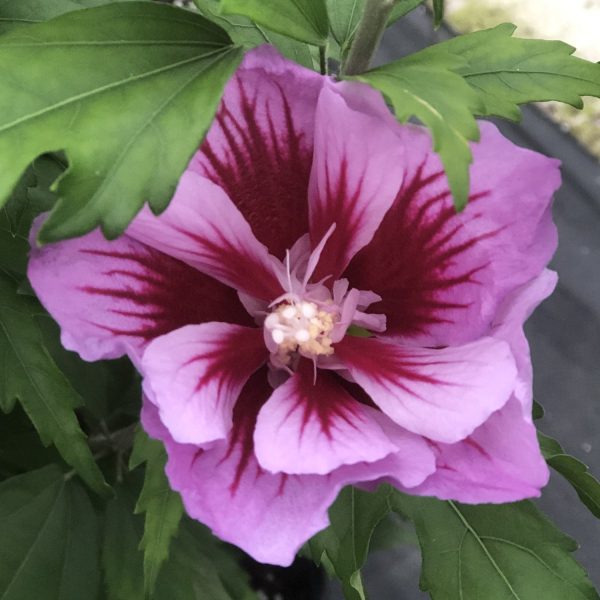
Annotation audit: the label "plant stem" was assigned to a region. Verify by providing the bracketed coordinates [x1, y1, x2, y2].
[319, 45, 328, 75]
[342, 0, 396, 76]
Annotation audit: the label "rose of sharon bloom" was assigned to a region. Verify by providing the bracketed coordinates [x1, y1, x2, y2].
[28, 47, 560, 565]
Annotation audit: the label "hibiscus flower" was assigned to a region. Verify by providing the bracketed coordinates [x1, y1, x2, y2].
[28, 47, 560, 565]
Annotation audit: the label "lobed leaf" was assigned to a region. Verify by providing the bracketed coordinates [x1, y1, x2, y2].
[394, 493, 600, 600]
[354, 53, 482, 209]
[131, 430, 184, 597]
[539, 431, 600, 520]
[308, 485, 393, 600]
[356, 23, 600, 209]
[104, 475, 257, 600]
[221, 0, 329, 46]
[193, 0, 317, 69]
[0, 0, 140, 36]
[415, 23, 600, 121]
[0, 155, 63, 281]
[0, 272, 110, 496]
[0, 465, 100, 600]
[103, 480, 146, 600]
[0, 2, 242, 243]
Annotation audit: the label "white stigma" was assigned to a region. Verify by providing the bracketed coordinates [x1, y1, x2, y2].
[265, 300, 336, 363]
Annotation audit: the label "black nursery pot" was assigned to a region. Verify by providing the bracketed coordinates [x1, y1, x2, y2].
[243, 556, 326, 599]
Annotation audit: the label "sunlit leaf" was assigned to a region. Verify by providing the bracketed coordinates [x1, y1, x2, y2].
[0, 2, 242, 243]
[193, 0, 317, 69]
[354, 52, 482, 209]
[0, 0, 138, 35]
[416, 23, 600, 120]
[221, 0, 328, 46]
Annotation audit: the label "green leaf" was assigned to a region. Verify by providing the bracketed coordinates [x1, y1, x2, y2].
[539, 431, 600, 520]
[326, 0, 362, 50]
[0, 154, 63, 281]
[355, 23, 600, 210]
[308, 485, 393, 600]
[0, 2, 242, 243]
[354, 53, 482, 209]
[193, 0, 317, 69]
[389, 0, 426, 23]
[132, 430, 184, 597]
[415, 23, 600, 121]
[326, 0, 424, 59]
[0, 465, 100, 600]
[156, 521, 256, 600]
[394, 493, 600, 600]
[432, 0, 444, 28]
[0, 173, 34, 279]
[0, 0, 131, 35]
[0, 272, 110, 496]
[104, 477, 257, 600]
[102, 477, 147, 600]
[532, 399, 545, 420]
[38, 316, 137, 421]
[221, 0, 329, 46]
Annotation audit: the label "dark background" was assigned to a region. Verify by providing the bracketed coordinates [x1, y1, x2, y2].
[324, 6, 600, 598]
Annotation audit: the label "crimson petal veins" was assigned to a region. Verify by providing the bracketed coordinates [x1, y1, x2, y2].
[28, 46, 560, 565]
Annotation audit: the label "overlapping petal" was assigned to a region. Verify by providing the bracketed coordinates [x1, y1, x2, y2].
[346, 122, 560, 346]
[126, 172, 282, 301]
[142, 372, 435, 566]
[191, 46, 323, 259]
[254, 361, 432, 475]
[27, 45, 560, 565]
[28, 221, 251, 364]
[308, 82, 405, 282]
[142, 323, 267, 444]
[335, 335, 518, 443]
[490, 269, 558, 414]
[406, 398, 549, 503]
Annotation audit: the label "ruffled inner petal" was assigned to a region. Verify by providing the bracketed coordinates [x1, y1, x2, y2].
[254, 361, 403, 475]
[308, 82, 405, 282]
[191, 47, 323, 259]
[141, 370, 435, 566]
[142, 323, 267, 445]
[127, 172, 283, 302]
[346, 122, 560, 346]
[405, 398, 549, 503]
[336, 335, 518, 444]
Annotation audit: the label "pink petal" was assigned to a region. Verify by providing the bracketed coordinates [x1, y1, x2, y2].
[191, 46, 324, 260]
[142, 323, 266, 444]
[309, 81, 405, 282]
[407, 398, 549, 502]
[346, 121, 560, 346]
[254, 361, 429, 475]
[27, 220, 251, 364]
[126, 171, 282, 302]
[336, 336, 518, 443]
[490, 269, 557, 415]
[141, 373, 435, 565]
[143, 373, 342, 566]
